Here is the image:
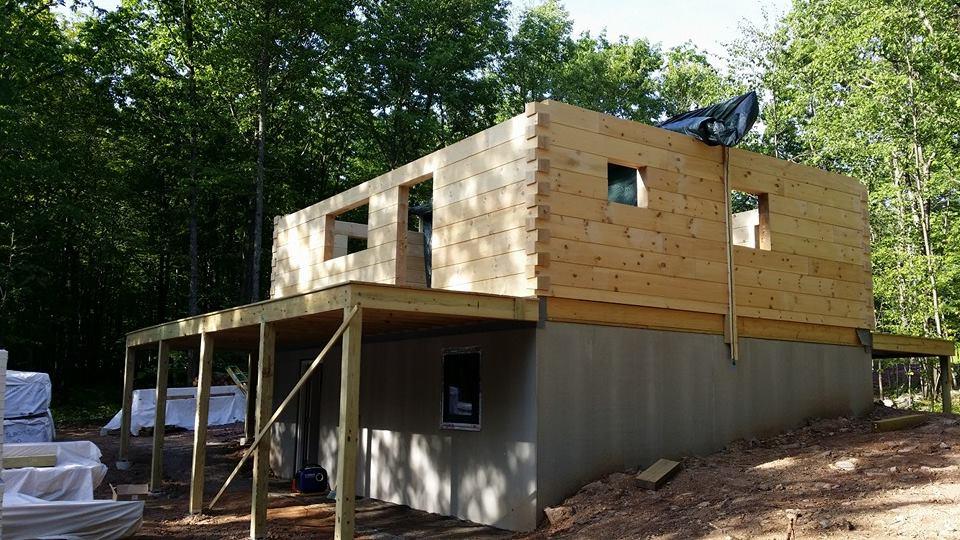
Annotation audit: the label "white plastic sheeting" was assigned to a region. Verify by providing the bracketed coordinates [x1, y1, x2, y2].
[3, 492, 144, 540]
[4, 411, 55, 443]
[103, 385, 246, 435]
[3, 369, 55, 443]
[4, 370, 52, 417]
[2, 441, 108, 501]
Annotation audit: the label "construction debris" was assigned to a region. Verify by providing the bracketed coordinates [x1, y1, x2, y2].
[637, 458, 681, 490]
[872, 413, 928, 432]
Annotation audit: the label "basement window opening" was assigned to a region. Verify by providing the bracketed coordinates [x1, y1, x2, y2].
[441, 347, 481, 431]
[730, 191, 771, 250]
[607, 163, 648, 207]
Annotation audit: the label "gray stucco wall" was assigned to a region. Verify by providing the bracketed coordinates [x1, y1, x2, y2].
[534, 321, 874, 512]
[270, 326, 539, 532]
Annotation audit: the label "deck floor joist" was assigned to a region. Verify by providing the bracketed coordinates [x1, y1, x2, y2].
[126, 282, 540, 350]
[870, 332, 955, 358]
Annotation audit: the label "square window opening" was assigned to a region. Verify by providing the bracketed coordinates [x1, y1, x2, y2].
[607, 163, 648, 207]
[332, 203, 369, 258]
[441, 347, 481, 431]
[730, 191, 770, 250]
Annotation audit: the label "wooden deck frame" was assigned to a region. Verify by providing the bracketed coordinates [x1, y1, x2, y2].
[870, 332, 955, 415]
[120, 282, 537, 539]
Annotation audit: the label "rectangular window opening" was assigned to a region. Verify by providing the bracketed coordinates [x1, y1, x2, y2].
[730, 191, 770, 250]
[607, 163, 648, 207]
[441, 347, 481, 431]
[408, 177, 433, 288]
[332, 203, 369, 258]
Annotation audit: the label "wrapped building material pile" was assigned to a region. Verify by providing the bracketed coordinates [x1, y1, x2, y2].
[4, 369, 55, 443]
[102, 384, 246, 435]
[0, 351, 143, 539]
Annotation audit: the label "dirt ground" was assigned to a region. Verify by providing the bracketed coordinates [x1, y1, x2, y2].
[58, 423, 509, 539]
[60, 405, 960, 539]
[526, 407, 960, 539]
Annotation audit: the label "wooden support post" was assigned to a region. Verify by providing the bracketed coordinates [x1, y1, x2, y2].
[941, 355, 953, 415]
[251, 322, 276, 539]
[393, 186, 409, 285]
[118, 346, 136, 466]
[334, 306, 363, 540]
[245, 351, 258, 443]
[150, 341, 170, 492]
[189, 333, 214, 515]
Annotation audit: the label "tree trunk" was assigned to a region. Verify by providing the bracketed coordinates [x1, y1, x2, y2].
[251, 95, 266, 303]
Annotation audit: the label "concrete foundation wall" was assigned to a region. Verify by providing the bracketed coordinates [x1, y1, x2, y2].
[534, 321, 874, 511]
[271, 327, 539, 532]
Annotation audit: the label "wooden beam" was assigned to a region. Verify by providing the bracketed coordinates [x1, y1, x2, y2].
[941, 356, 953, 416]
[637, 458, 681, 490]
[150, 340, 170, 492]
[872, 333, 955, 357]
[251, 322, 276, 539]
[118, 346, 136, 466]
[212, 307, 360, 513]
[245, 351, 258, 443]
[189, 332, 214, 515]
[334, 306, 363, 540]
[125, 283, 539, 348]
[4, 454, 57, 468]
[872, 414, 927, 432]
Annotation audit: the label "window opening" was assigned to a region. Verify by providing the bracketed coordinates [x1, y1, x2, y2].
[441, 347, 481, 430]
[607, 163, 647, 207]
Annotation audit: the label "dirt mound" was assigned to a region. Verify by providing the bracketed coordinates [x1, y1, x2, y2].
[525, 407, 960, 539]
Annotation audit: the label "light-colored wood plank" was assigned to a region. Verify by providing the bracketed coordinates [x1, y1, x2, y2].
[150, 340, 170, 492]
[637, 458, 681, 490]
[872, 333, 955, 357]
[4, 454, 57, 468]
[251, 322, 276, 539]
[872, 414, 928, 432]
[277, 113, 529, 230]
[432, 227, 527, 269]
[547, 237, 728, 283]
[729, 147, 865, 197]
[547, 121, 723, 181]
[189, 333, 214, 515]
[335, 306, 363, 540]
[547, 297, 724, 334]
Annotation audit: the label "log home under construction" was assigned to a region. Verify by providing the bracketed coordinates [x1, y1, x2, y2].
[119, 101, 955, 538]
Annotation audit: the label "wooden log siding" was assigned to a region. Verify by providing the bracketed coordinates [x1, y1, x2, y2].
[270, 110, 539, 298]
[526, 100, 873, 331]
[269, 99, 873, 334]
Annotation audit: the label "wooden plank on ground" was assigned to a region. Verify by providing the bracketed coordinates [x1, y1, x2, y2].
[637, 458, 681, 490]
[4, 454, 57, 468]
[872, 414, 928, 432]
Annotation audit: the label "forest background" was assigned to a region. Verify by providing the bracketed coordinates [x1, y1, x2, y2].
[3, 0, 957, 417]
